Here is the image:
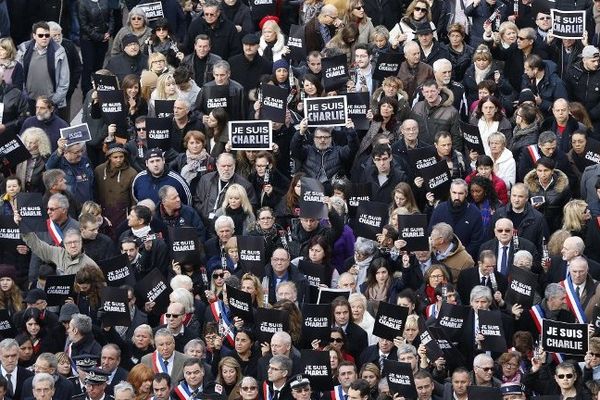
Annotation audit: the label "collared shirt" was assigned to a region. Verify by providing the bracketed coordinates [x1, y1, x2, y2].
[0, 365, 16, 393]
[496, 242, 510, 273]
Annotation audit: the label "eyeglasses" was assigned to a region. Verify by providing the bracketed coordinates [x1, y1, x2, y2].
[241, 386, 258, 391]
[136, 126, 146, 131]
[430, 274, 444, 279]
[47, 207, 60, 212]
[503, 363, 519, 368]
[204, 12, 217, 16]
[557, 373, 574, 379]
[477, 366, 494, 372]
[414, 6, 427, 12]
[330, 337, 344, 343]
[131, 16, 143, 20]
[537, 16, 551, 20]
[165, 313, 182, 318]
[36, 33, 51, 38]
[268, 366, 283, 371]
[590, 352, 600, 358]
[496, 229, 512, 233]
[213, 273, 225, 279]
[517, 36, 529, 41]
[155, 27, 168, 31]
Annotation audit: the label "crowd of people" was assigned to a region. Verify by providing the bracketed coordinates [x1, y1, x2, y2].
[3, 0, 600, 399]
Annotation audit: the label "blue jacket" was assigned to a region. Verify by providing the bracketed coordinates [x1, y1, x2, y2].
[45, 152, 95, 204]
[428, 200, 484, 258]
[156, 203, 207, 242]
[132, 168, 192, 206]
[521, 60, 568, 115]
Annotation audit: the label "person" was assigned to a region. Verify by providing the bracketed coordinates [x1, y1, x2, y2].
[113, 382, 136, 400]
[522, 55, 568, 117]
[141, 329, 188, 384]
[263, 355, 292, 400]
[524, 359, 590, 398]
[181, 35, 222, 87]
[487, 132, 516, 189]
[398, 41, 434, 102]
[0, 38, 24, 89]
[456, 250, 509, 305]
[258, 18, 288, 63]
[194, 60, 245, 121]
[517, 130, 574, 185]
[127, 363, 154, 400]
[110, 7, 152, 57]
[169, 130, 216, 193]
[0, 54, 28, 138]
[213, 184, 256, 236]
[19, 96, 69, 154]
[389, 0, 437, 49]
[46, 139, 95, 205]
[145, 18, 184, 68]
[0, 338, 34, 400]
[414, 23, 450, 67]
[331, 362, 358, 399]
[100, 344, 128, 394]
[262, 248, 309, 305]
[21, 353, 74, 400]
[229, 33, 271, 106]
[105, 33, 148, 82]
[429, 222, 475, 283]
[565, 45, 600, 138]
[152, 373, 173, 400]
[156, 185, 206, 241]
[304, 5, 342, 53]
[344, 0, 375, 45]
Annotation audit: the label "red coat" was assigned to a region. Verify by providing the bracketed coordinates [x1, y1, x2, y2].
[466, 171, 509, 205]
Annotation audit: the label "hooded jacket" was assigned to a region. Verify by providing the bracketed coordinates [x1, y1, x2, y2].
[94, 158, 137, 227]
[411, 86, 462, 149]
[45, 152, 95, 204]
[520, 60, 568, 115]
[523, 168, 572, 232]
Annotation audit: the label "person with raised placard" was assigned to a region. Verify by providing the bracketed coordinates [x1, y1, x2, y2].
[195, 60, 246, 121]
[46, 138, 94, 205]
[523, 358, 590, 398]
[262, 248, 309, 306]
[19, 97, 69, 154]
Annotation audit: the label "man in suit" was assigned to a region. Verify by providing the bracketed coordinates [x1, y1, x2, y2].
[479, 218, 541, 275]
[153, 303, 197, 353]
[358, 337, 398, 370]
[142, 329, 188, 384]
[547, 236, 600, 283]
[0, 338, 34, 400]
[262, 355, 292, 400]
[304, 5, 341, 53]
[256, 332, 302, 383]
[457, 250, 509, 305]
[32, 372, 59, 400]
[565, 256, 600, 320]
[172, 358, 219, 400]
[331, 297, 368, 361]
[21, 353, 74, 400]
[101, 344, 129, 395]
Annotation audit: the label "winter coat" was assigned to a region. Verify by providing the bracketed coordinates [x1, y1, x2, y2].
[184, 15, 241, 59]
[421, 41, 452, 67]
[221, 0, 253, 37]
[411, 86, 462, 150]
[105, 52, 148, 82]
[195, 79, 246, 120]
[389, 18, 437, 46]
[15, 155, 47, 193]
[20, 113, 69, 152]
[428, 200, 484, 257]
[397, 60, 434, 102]
[193, 172, 257, 223]
[363, 0, 402, 30]
[433, 235, 475, 283]
[565, 60, 600, 125]
[464, 0, 510, 46]
[258, 32, 287, 62]
[540, 115, 587, 153]
[520, 60, 568, 115]
[78, 0, 114, 42]
[138, 0, 186, 41]
[132, 167, 192, 206]
[155, 203, 207, 241]
[0, 82, 28, 137]
[111, 25, 152, 57]
[523, 168, 572, 232]
[492, 202, 549, 254]
[181, 52, 222, 87]
[262, 263, 309, 305]
[510, 122, 539, 164]
[45, 152, 95, 204]
[516, 145, 574, 184]
[447, 44, 475, 82]
[492, 147, 516, 189]
[462, 61, 514, 107]
[465, 171, 508, 204]
[94, 160, 137, 228]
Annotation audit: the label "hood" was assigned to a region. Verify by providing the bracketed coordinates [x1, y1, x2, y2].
[438, 86, 455, 107]
[523, 168, 569, 193]
[447, 234, 467, 256]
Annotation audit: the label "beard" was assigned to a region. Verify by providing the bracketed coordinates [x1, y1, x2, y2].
[452, 199, 463, 208]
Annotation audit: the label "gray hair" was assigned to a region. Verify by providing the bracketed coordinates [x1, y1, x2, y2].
[217, 152, 236, 165]
[214, 215, 235, 231]
[354, 237, 377, 256]
[270, 355, 293, 375]
[128, 6, 148, 24]
[184, 339, 206, 355]
[213, 60, 231, 73]
[271, 331, 292, 346]
[469, 285, 492, 304]
[71, 314, 93, 335]
[133, 324, 154, 343]
[102, 343, 122, 359]
[348, 293, 368, 309]
[49, 193, 69, 210]
[431, 222, 454, 243]
[0, 339, 18, 352]
[432, 58, 452, 72]
[473, 353, 493, 368]
[538, 131, 557, 146]
[566, 236, 585, 254]
[488, 131, 506, 146]
[204, 0, 220, 8]
[114, 381, 135, 397]
[404, 41, 420, 55]
[47, 21, 62, 32]
[451, 178, 468, 192]
[175, 97, 191, 110]
[37, 352, 58, 369]
[158, 185, 177, 201]
[155, 328, 175, 341]
[63, 229, 82, 241]
[397, 344, 417, 357]
[511, 183, 529, 198]
[513, 250, 533, 267]
[545, 282, 566, 300]
[170, 274, 193, 291]
[32, 373, 55, 390]
[241, 376, 258, 388]
[137, 199, 156, 214]
[320, 4, 338, 17]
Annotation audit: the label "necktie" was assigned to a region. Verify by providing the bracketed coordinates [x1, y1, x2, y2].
[501, 246, 509, 275]
[481, 276, 487, 286]
[164, 360, 169, 371]
[379, 354, 386, 370]
[6, 373, 12, 396]
[273, 390, 280, 400]
[576, 286, 581, 299]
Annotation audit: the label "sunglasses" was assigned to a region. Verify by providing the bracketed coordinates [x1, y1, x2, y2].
[590, 352, 600, 358]
[354, 5, 364, 9]
[414, 6, 427, 12]
[213, 272, 225, 279]
[131, 16, 143, 20]
[241, 387, 258, 391]
[477, 366, 494, 372]
[155, 27, 168, 31]
[330, 337, 344, 343]
[557, 373, 574, 379]
[204, 12, 217, 16]
[136, 126, 146, 131]
[165, 313, 182, 318]
[36, 33, 51, 38]
[537, 16, 551, 20]
[517, 36, 530, 40]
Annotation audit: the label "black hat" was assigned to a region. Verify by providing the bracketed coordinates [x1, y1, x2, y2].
[59, 303, 80, 322]
[106, 143, 128, 157]
[518, 88, 536, 104]
[289, 374, 311, 390]
[72, 354, 100, 371]
[414, 22, 434, 36]
[153, 17, 171, 32]
[24, 288, 47, 304]
[84, 367, 110, 384]
[242, 33, 260, 45]
[122, 33, 139, 47]
[145, 147, 164, 160]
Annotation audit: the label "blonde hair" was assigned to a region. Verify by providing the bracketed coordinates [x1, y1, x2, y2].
[20, 127, 52, 157]
[547, 229, 571, 257]
[169, 288, 194, 313]
[221, 184, 254, 215]
[261, 20, 281, 36]
[562, 199, 588, 233]
[147, 52, 167, 69]
[405, 314, 420, 330]
[80, 201, 102, 217]
[499, 21, 518, 41]
[155, 73, 178, 100]
[241, 273, 265, 308]
[0, 38, 17, 61]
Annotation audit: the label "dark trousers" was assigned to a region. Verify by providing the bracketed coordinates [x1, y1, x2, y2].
[80, 39, 109, 96]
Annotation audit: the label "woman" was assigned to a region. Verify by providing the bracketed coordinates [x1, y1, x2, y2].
[325, 23, 360, 66]
[148, 73, 178, 117]
[468, 175, 500, 238]
[0, 264, 23, 316]
[403, 314, 420, 347]
[295, 235, 333, 287]
[128, 363, 155, 400]
[0, 38, 24, 88]
[547, 229, 571, 258]
[72, 266, 106, 325]
[360, 363, 381, 399]
[217, 357, 243, 398]
[349, 293, 377, 345]
[127, 324, 155, 368]
[358, 97, 402, 162]
[524, 359, 591, 399]
[327, 346, 343, 385]
[16, 333, 34, 368]
[496, 351, 522, 384]
[416, 264, 449, 310]
[547, 36, 583, 79]
[446, 23, 474, 82]
[389, 0, 437, 48]
[205, 107, 229, 158]
[122, 74, 148, 129]
[16, 127, 51, 193]
[275, 172, 304, 229]
[567, 131, 594, 182]
[248, 152, 290, 210]
[313, 328, 355, 362]
[466, 155, 508, 204]
[0, 177, 19, 217]
[498, 21, 518, 48]
[78, 0, 113, 95]
[248, 207, 286, 261]
[369, 76, 410, 116]
[562, 199, 591, 238]
[338, 237, 378, 288]
[145, 18, 183, 68]
[169, 130, 216, 193]
[56, 352, 74, 378]
[270, 59, 292, 92]
[214, 184, 256, 236]
[488, 131, 516, 189]
[241, 273, 265, 308]
[140, 53, 170, 101]
[463, 45, 513, 107]
[258, 18, 288, 63]
[236, 377, 259, 400]
[360, 257, 403, 307]
[344, 0, 375, 45]
[524, 157, 572, 232]
[295, 73, 324, 115]
[511, 103, 539, 159]
[236, 151, 258, 179]
[232, 329, 260, 378]
[20, 308, 53, 358]
[111, 7, 152, 57]
[469, 96, 512, 156]
[570, 102, 594, 131]
[272, 299, 303, 346]
[389, 182, 420, 218]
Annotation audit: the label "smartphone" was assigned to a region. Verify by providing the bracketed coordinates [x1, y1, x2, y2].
[530, 196, 545, 205]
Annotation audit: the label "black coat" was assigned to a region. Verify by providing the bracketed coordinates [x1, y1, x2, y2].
[78, 0, 113, 42]
[0, 82, 28, 137]
[492, 203, 549, 256]
[343, 322, 369, 361]
[184, 16, 241, 59]
[357, 163, 408, 204]
[358, 344, 398, 370]
[22, 374, 73, 400]
[478, 236, 541, 274]
[545, 256, 600, 284]
[105, 53, 148, 82]
[11, 366, 34, 400]
[456, 266, 509, 305]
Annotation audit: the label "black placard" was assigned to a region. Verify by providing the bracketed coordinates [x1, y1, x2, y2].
[582, 138, 600, 167]
[98, 254, 136, 287]
[229, 120, 272, 151]
[250, 0, 276, 23]
[478, 309, 507, 352]
[592, 305, 600, 336]
[420, 160, 451, 197]
[254, 308, 289, 343]
[169, 227, 202, 265]
[398, 214, 428, 251]
[93, 74, 119, 91]
[373, 302, 409, 340]
[551, 9, 585, 39]
[45, 274, 75, 306]
[301, 304, 331, 343]
[60, 123, 92, 146]
[428, 326, 466, 370]
[373, 52, 403, 81]
[300, 350, 333, 391]
[304, 96, 347, 127]
[138, 1, 164, 20]
[97, 90, 127, 128]
[16, 192, 46, 234]
[0, 309, 15, 338]
[134, 268, 171, 314]
[435, 303, 470, 342]
[226, 284, 254, 322]
[542, 319, 588, 356]
[460, 121, 485, 155]
[321, 55, 348, 91]
[146, 117, 172, 151]
[100, 287, 131, 327]
[354, 201, 388, 241]
[261, 84, 288, 123]
[346, 92, 370, 130]
[299, 177, 327, 219]
[504, 266, 538, 309]
[204, 85, 229, 114]
[347, 182, 371, 217]
[419, 328, 444, 361]
[383, 360, 417, 398]
[407, 147, 437, 171]
[299, 259, 328, 287]
[155, 100, 175, 118]
[0, 216, 21, 251]
[467, 386, 502, 400]
[317, 288, 350, 304]
[287, 24, 306, 62]
[237, 235, 265, 278]
[0, 130, 31, 167]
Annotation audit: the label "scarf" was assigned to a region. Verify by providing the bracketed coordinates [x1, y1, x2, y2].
[475, 64, 491, 84]
[594, 6, 600, 36]
[180, 150, 208, 184]
[131, 225, 152, 238]
[425, 285, 437, 304]
[513, 122, 538, 140]
[367, 279, 391, 302]
[263, 41, 276, 63]
[355, 255, 374, 286]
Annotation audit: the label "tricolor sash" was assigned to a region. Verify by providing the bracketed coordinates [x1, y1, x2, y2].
[425, 303, 438, 319]
[151, 351, 169, 374]
[330, 385, 345, 400]
[529, 304, 565, 364]
[174, 381, 193, 400]
[66, 342, 77, 375]
[210, 301, 235, 346]
[526, 145, 541, 164]
[263, 382, 274, 400]
[47, 219, 64, 246]
[561, 276, 587, 323]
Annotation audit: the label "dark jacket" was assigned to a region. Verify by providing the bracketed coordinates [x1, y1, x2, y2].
[520, 60, 568, 115]
[195, 78, 246, 120]
[78, 0, 114, 42]
[60, 38, 83, 99]
[420, 41, 452, 67]
[290, 208, 345, 259]
[155, 203, 207, 242]
[20, 113, 69, 152]
[516, 145, 573, 184]
[132, 167, 192, 206]
[456, 266, 509, 305]
[565, 60, 600, 126]
[411, 87, 462, 150]
[221, 0, 254, 36]
[358, 163, 408, 204]
[105, 52, 148, 82]
[82, 233, 117, 263]
[228, 52, 272, 92]
[0, 82, 28, 137]
[523, 168, 572, 232]
[479, 236, 541, 274]
[462, 61, 515, 108]
[465, 0, 510, 46]
[447, 43, 475, 82]
[45, 151, 95, 204]
[363, 0, 402, 30]
[184, 15, 241, 59]
[492, 202, 550, 255]
[540, 115, 586, 153]
[181, 52, 222, 87]
[428, 200, 484, 257]
[263, 262, 309, 305]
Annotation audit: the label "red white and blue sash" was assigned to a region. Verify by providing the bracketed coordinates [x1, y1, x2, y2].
[47, 219, 63, 246]
[210, 301, 235, 346]
[560, 276, 587, 323]
[529, 304, 565, 364]
[263, 382, 273, 400]
[526, 145, 541, 164]
[65, 342, 77, 375]
[425, 304, 438, 319]
[151, 351, 169, 374]
[330, 385, 345, 400]
[174, 382, 193, 400]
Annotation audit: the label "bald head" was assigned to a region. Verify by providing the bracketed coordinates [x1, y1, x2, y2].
[494, 218, 514, 245]
[569, 256, 589, 285]
[562, 236, 585, 261]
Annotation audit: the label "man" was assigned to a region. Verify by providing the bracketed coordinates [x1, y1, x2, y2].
[22, 353, 74, 400]
[471, 354, 502, 387]
[152, 373, 173, 400]
[202, 215, 235, 261]
[500, 383, 526, 400]
[105, 33, 148, 82]
[79, 213, 116, 263]
[391, 119, 435, 180]
[522, 54, 568, 116]
[229, 33, 272, 105]
[516, 130, 574, 184]
[564, 256, 600, 320]
[181, 35, 222, 87]
[429, 179, 483, 256]
[336, 273, 357, 293]
[358, 337, 398, 370]
[351, 44, 373, 95]
[170, 99, 203, 153]
[291, 51, 323, 81]
[347, 379, 371, 400]
[141, 329, 188, 384]
[414, 59, 468, 120]
[31, 373, 56, 400]
[414, 370, 440, 400]
[194, 60, 245, 120]
[48, 21, 81, 120]
[194, 153, 257, 226]
[415, 25, 451, 67]
[263, 248, 309, 305]
[332, 298, 368, 360]
[69, 354, 99, 396]
[430, 222, 475, 283]
[46, 139, 94, 204]
[114, 382, 136, 400]
[547, 236, 600, 282]
[397, 344, 419, 375]
[154, 302, 197, 353]
[184, 0, 240, 58]
[304, 5, 341, 53]
[19, 96, 69, 152]
[540, 98, 586, 152]
[276, 281, 299, 303]
[17, 21, 70, 114]
[565, 45, 600, 137]
[0, 339, 34, 400]
[492, 183, 549, 254]
[263, 355, 292, 400]
[94, 143, 137, 229]
[67, 314, 102, 360]
[73, 367, 110, 400]
[125, 117, 149, 172]
[457, 250, 509, 305]
[132, 148, 192, 206]
[12, 290, 59, 331]
[479, 218, 540, 275]
[442, 367, 470, 400]
[411, 79, 462, 150]
[113, 285, 147, 342]
[290, 205, 344, 263]
[256, 332, 301, 382]
[397, 41, 434, 102]
[582, 337, 600, 380]
[101, 344, 129, 395]
[156, 185, 206, 241]
[356, 144, 408, 203]
[516, 283, 575, 339]
[172, 358, 216, 400]
[331, 362, 358, 400]
[289, 375, 312, 400]
[292, 120, 359, 184]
